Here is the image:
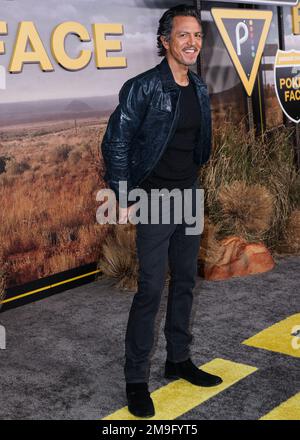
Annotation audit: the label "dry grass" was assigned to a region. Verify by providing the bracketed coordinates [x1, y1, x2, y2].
[217, 181, 275, 240]
[283, 210, 300, 254]
[200, 117, 298, 252]
[198, 216, 224, 265]
[46, 252, 79, 275]
[97, 223, 138, 291]
[0, 119, 110, 287]
[5, 158, 31, 175]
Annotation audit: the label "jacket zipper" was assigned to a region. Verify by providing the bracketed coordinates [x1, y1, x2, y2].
[135, 89, 181, 188]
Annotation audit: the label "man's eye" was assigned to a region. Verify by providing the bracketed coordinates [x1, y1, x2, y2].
[179, 33, 186, 37]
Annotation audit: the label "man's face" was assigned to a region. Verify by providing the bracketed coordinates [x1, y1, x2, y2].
[161, 15, 203, 67]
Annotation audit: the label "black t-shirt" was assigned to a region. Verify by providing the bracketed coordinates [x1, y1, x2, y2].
[139, 80, 201, 192]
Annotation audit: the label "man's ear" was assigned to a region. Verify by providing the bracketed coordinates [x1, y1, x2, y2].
[160, 35, 169, 50]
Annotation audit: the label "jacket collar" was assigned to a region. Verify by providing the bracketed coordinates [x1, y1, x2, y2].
[156, 56, 206, 92]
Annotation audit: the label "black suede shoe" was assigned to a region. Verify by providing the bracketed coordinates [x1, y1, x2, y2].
[126, 382, 155, 418]
[164, 358, 223, 387]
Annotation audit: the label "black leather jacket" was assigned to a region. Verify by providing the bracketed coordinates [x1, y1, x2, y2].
[100, 57, 212, 205]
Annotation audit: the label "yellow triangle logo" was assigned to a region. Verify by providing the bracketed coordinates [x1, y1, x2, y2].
[211, 8, 273, 96]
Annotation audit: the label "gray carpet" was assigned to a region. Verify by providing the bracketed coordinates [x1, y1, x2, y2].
[0, 255, 299, 420]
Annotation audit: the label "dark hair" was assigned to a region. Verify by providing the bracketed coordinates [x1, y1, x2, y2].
[157, 4, 202, 57]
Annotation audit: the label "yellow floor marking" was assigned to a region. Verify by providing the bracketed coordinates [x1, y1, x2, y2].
[260, 392, 300, 420]
[102, 358, 258, 420]
[242, 313, 300, 358]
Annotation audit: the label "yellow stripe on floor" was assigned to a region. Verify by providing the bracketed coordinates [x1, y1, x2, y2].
[102, 358, 258, 420]
[242, 313, 300, 358]
[260, 392, 300, 420]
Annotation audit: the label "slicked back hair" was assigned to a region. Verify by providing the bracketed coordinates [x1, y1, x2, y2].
[157, 4, 202, 57]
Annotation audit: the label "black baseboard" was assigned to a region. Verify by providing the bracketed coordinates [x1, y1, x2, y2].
[0, 262, 101, 313]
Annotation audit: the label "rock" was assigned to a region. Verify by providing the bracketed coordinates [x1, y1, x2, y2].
[203, 236, 275, 280]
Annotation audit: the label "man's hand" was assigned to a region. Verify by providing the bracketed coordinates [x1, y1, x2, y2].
[118, 203, 137, 224]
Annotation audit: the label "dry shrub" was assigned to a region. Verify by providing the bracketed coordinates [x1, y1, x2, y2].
[198, 216, 224, 265]
[68, 148, 82, 165]
[97, 222, 172, 292]
[217, 181, 275, 240]
[50, 144, 72, 164]
[5, 159, 30, 175]
[97, 223, 138, 291]
[284, 210, 300, 254]
[200, 117, 297, 251]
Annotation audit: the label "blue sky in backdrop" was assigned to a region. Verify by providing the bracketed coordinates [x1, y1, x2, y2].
[0, 0, 180, 103]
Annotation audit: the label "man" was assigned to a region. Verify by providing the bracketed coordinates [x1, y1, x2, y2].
[101, 4, 222, 418]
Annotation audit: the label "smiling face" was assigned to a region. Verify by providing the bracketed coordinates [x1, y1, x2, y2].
[160, 15, 203, 67]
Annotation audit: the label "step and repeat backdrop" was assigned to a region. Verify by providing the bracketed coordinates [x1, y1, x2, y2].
[0, 0, 187, 289]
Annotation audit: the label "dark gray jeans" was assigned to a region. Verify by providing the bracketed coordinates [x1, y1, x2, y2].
[124, 181, 201, 383]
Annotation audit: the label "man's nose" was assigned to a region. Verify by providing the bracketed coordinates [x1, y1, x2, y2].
[188, 34, 196, 46]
